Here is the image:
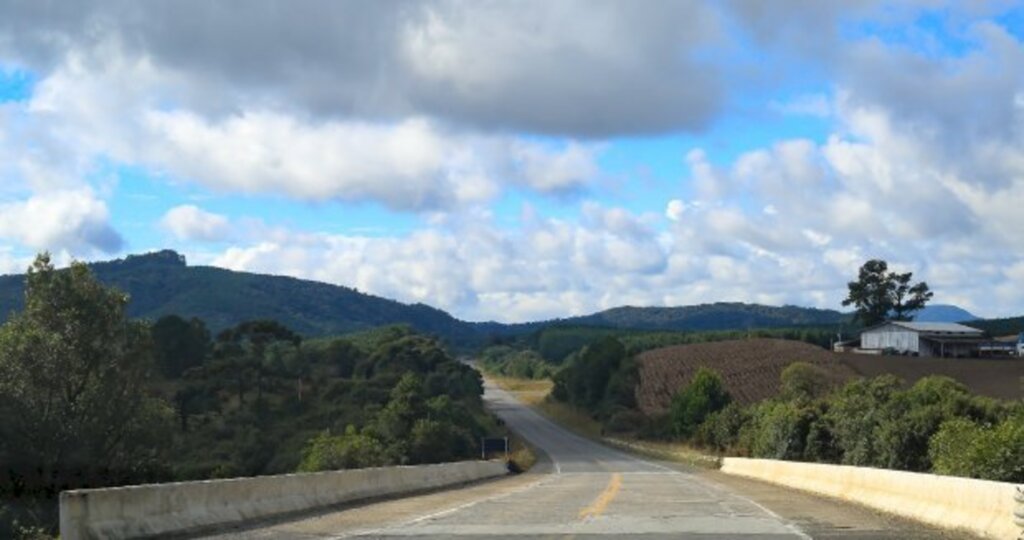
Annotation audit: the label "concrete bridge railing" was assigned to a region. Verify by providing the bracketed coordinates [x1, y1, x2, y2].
[722, 458, 1023, 540]
[60, 460, 508, 540]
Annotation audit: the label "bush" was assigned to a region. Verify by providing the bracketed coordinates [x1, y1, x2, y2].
[780, 362, 832, 401]
[929, 413, 1024, 482]
[297, 427, 389, 471]
[696, 402, 750, 453]
[749, 400, 820, 460]
[670, 368, 731, 438]
[605, 409, 649, 435]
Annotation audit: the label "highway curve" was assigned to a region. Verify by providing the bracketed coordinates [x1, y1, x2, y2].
[201, 381, 974, 539]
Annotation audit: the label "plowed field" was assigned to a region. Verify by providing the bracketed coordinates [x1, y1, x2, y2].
[635, 338, 1024, 415]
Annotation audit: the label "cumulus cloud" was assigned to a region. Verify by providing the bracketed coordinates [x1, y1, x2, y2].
[0, 0, 726, 138]
[160, 205, 230, 242]
[8, 47, 605, 212]
[0, 189, 122, 255]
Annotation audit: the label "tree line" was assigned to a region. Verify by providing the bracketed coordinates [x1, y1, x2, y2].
[0, 255, 496, 537]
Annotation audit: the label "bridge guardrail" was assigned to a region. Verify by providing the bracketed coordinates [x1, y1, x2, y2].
[60, 460, 507, 540]
[722, 458, 1020, 540]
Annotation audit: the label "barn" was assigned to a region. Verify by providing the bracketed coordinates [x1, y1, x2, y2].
[859, 321, 985, 358]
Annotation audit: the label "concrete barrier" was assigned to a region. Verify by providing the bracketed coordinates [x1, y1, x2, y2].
[60, 460, 507, 540]
[721, 458, 1022, 540]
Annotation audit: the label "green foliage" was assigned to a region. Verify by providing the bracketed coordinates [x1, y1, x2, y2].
[779, 362, 832, 401]
[669, 363, 1021, 482]
[0, 254, 172, 496]
[168, 326, 491, 479]
[297, 427, 389, 472]
[570, 303, 848, 332]
[929, 412, 1024, 482]
[552, 337, 637, 419]
[748, 400, 823, 461]
[152, 315, 211, 378]
[670, 368, 731, 438]
[695, 402, 750, 452]
[478, 346, 555, 379]
[0, 251, 483, 348]
[964, 316, 1024, 337]
[842, 259, 933, 326]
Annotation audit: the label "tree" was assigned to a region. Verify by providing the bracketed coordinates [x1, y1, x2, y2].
[152, 315, 211, 378]
[0, 254, 171, 494]
[842, 259, 933, 326]
[670, 368, 731, 438]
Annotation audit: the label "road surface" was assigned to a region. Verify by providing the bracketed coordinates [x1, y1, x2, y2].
[201, 381, 973, 539]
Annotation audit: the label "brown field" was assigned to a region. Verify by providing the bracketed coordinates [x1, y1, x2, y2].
[636, 338, 1024, 415]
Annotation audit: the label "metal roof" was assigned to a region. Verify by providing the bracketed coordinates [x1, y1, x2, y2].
[864, 321, 984, 335]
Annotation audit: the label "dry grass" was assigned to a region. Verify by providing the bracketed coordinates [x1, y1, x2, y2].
[488, 375, 554, 406]
[532, 399, 604, 439]
[604, 438, 721, 469]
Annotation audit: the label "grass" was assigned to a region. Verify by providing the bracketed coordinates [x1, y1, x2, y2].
[487, 375, 553, 405]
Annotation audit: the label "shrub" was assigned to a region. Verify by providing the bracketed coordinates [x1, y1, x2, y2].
[696, 402, 750, 453]
[670, 368, 731, 439]
[749, 400, 819, 460]
[779, 362, 832, 401]
[297, 427, 389, 471]
[929, 413, 1024, 482]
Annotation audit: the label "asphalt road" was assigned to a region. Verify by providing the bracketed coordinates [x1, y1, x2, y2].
[201, 381, 975, 539]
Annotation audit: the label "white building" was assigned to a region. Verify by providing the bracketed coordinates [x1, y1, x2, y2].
[859, 321, 985, 358]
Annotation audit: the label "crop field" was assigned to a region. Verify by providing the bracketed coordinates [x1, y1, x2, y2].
[636, 338, 1024, 415]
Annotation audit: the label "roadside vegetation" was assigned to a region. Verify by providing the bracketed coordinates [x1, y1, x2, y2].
[522, 332, 1024, 483]
[0, 255, 499, 538]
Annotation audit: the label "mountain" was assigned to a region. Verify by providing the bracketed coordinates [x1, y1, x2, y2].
[913, 304, 979, 323]
[0, 250, 481, 345]
[561, 303, 849, 332]
[0, 250, 871, 344]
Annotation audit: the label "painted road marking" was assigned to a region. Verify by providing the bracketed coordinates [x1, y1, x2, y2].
[578, 473, 622, 520]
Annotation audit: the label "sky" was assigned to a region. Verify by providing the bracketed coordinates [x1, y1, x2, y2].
[0, 1, 1023, 322]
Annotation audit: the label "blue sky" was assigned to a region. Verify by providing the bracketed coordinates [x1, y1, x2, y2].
[1, 2, 1023, 322]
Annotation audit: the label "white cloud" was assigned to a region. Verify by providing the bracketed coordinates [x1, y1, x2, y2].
[160, 205, 230, 242]
[0, 189, 122, 255]
[665, 199, 687, 221]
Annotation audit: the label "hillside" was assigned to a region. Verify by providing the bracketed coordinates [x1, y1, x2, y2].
[565, 303, 849, 331]
[965, 316, 1024, 337]
[636, 339, 858, 412]
[0, 251, 479, 344]
[1, 251, 1007, 348]
[636, 338, 1024, 415]
[914, 304, 979, 323]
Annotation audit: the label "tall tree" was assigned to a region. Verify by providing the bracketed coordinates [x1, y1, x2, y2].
[152, 315, 211, 378]
[842, 259, 933, 326]
[0, 254, 170, 493]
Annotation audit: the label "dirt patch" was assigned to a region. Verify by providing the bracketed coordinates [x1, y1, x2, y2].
[636, 338, 1024, 415]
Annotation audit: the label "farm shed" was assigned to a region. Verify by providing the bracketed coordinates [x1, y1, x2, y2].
[859, 321, 985, 358]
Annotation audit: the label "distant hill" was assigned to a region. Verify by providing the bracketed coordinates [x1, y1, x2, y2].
[965, 316, 1024, 337]
[913, 304, 979, 323]
[0, 250, 481, 345]
[562, 303, 849, 332]
[0, 250, 922, 345]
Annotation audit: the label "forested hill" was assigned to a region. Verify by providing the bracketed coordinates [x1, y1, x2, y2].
[562, 303, 849, 331]
[0, 250, 479, 344]
[2, 249, 968, 343]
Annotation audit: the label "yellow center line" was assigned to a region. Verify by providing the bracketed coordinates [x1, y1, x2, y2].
[578, 473, 622, 520]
